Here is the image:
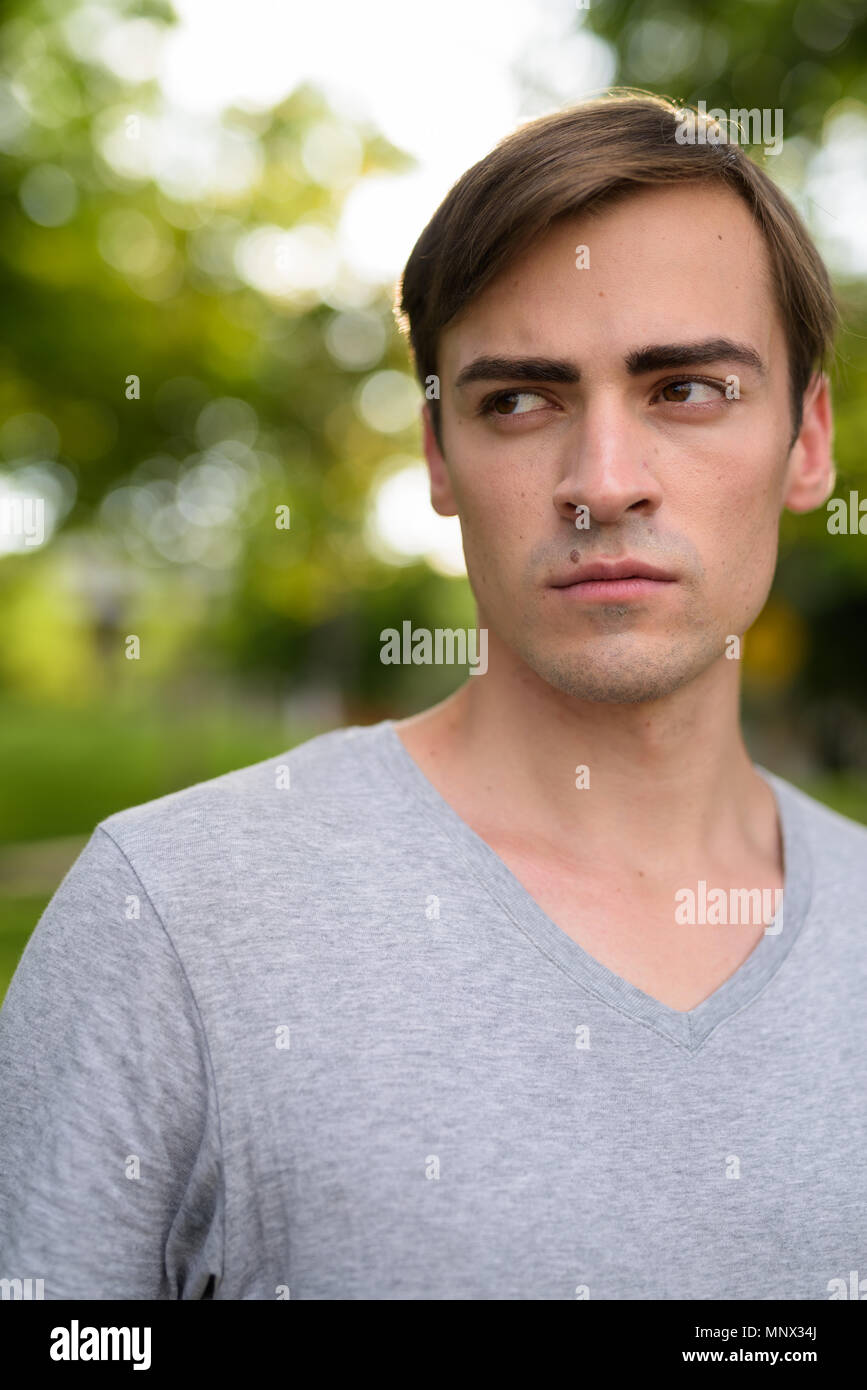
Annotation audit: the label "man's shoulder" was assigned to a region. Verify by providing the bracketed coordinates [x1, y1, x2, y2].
[97, 720, 394, 859]
[763, 766, 867, 875]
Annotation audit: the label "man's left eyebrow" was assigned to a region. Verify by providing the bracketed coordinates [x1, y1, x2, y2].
[453, 356, 581, 391]
[624, 340, 766, 377]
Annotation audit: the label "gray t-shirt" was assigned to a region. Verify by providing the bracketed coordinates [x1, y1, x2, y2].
[2, 719, 866, 1300]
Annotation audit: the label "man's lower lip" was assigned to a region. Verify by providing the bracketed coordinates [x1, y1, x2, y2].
[551, 577, 676, 599]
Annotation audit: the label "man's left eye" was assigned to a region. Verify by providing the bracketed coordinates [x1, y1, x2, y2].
[658, 380, 725, 404]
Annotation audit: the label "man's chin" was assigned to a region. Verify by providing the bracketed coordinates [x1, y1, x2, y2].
[522, 646, 708, 705]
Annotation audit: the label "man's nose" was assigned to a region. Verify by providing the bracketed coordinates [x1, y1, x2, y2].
[552, 399, 664, 527]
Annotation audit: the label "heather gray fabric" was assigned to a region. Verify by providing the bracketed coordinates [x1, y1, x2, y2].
[2, 718, 867, 1301]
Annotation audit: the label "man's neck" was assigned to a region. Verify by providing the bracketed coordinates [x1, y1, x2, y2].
[394, 644, 781, 881]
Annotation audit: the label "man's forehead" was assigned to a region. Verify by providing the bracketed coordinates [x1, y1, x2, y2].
[509, 181, 767, 265]
[439, 185, 780, 375]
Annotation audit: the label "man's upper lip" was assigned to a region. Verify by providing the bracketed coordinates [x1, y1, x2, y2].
[549, 558, 677, 586]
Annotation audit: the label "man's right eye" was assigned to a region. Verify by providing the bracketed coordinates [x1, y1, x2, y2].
[480, 390, 551, 416]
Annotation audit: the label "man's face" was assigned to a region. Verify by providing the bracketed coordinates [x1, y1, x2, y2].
[427, 183, 830, 703]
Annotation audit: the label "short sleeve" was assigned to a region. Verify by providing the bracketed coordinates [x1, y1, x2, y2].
[0, 827, 223, 1299]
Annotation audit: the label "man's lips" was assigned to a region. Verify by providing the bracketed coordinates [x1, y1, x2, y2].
[548, 558, 678, 600]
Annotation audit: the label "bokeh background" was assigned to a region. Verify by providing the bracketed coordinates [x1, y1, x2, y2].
[2, 0, 867, 999]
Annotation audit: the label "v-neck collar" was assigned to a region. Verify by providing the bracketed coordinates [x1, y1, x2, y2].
[370, 718, 813, 1053]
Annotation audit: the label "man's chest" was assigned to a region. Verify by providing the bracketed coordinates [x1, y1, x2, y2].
[230, 1009, 867, 1299]
[483, 847, 778, 1011]
[191, 881, 866, 1300]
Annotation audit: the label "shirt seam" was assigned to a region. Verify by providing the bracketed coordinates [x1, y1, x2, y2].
[94, 823, 227, 1297]
[374, 732, 818, 1057]
[373, 736, 704, 1053]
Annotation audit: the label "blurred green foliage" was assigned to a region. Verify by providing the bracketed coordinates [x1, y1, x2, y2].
[0, 0, 865, 724]
[0, 0, 477, 721]
[0, 694, 312, 842]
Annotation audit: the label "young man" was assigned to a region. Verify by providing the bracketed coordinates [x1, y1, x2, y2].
[2, 95, 865, 1302]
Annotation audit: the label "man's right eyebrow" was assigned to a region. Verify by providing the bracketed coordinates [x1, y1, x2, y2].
[453, 356, 581, 390]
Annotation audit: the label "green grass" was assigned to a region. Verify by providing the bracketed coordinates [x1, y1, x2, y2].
[0, 695, 316, 845]
[0, 693, 324, 1002]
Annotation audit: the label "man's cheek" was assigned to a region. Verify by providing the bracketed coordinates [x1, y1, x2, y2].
[713, 549, 776, 631]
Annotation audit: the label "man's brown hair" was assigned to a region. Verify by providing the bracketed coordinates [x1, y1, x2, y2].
[396, 92, 837, 451]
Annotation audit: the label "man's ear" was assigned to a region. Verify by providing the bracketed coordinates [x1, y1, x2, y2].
[422, 403, 459, 516]
[783, 371, 835, 513]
